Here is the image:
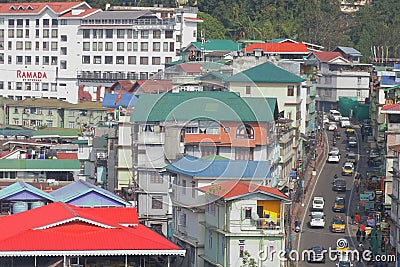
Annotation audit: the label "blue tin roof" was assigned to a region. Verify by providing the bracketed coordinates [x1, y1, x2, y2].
[102, 94, 138, 108]
[166, 156, 271, 178]
[0, 181, 55, 201]
[381, 76, 400, 87]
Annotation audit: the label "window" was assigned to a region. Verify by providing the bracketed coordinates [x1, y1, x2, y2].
[42, 83, 49, 91]
[43, 56, 49, 65]
[68, 122, 75, 128]
[46, 120, 53, 127]
[51, 29, 58, 38]
[153, 42, 160, 52]
[35, 56, 39, 65]
[105, 56, 113, 64]
[246, 85, 251, 94]
[141, 30, 149, 38]
[127, 29, 133, 38]
[43, 29, 49, 38]
[182, 179, 186, 194]
[93, 29, 102, 38]
[98, 42, 103, 51]
[206, 202, 216, 215]
[236, 124, 254, 139]
[25, 41, 31, 50]
[82, 56, 90, 64]
[117, 29, 125, 38]
[245, 207, 252, 219]
[34, 83, 39, 91]
[61, 47, 67, 55]
[25, 82, 31, 90]
[35, 41, 39, 50]
[92, 42, 97, 51]
[116, 56, 124, 64]
[16, 29, 23, 38]
[16, 82, 22, 90]
[51, 56, 57, 65]
[43, 41, 49, 51]
[52, 19, 58, 26]
[83, 29, 90, 38]
[51, 42, 57, 51]
[83, 42, 90, 51]
[357, 77, 362, 85]
[105, 42, 113, 51]
[8, 55, 12, 64]
[94, 56, 101, 64]
[51, 83, 56, 92]
[16, 41, 23, 50]
[117, 42, 124, 51]
[60, 60, 67, 69]
[141, 42, 148, 51]
[165, 57, 172, 63]
[16, 56, 22, 64]
[8, 19, 14, 26]
[25, 56, 31, 64]
[287, 85, 294, 96]
[25, 29, 29, 38]
[140, 57, 148, 65]
[61, 35, 67, 41]
[105, 29, 113, 38]
[151, 57, 161, 65]
[127, 42, 132, 51]
[151, 196, 163, 209]
[176, 35, 181, 42]
[35, 29, 39, 38]
[165, 30, 173, 38]
[132, 30, 138, 38]
[0, 53, 3, 64]
[150, 172, 163, 184]
[179, 213, 187, 227]
[36, 19, 40, 27]
[235, 147, 254, 160]
[153, 30, 161, 38]
[169, 42, 175, 52]
[8, 29, 14, 38]
[8, 82, 12, 90]
[43, 19, 49, 27]
[208, 230, 213, 249]
[128, 56, 136, 64]
[132, 42, 138, 51]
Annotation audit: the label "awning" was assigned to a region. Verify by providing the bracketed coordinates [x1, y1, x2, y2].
[383, 85, 400, 92]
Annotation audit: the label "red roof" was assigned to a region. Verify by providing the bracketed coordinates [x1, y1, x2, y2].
[59, 8, 100, 18]
[56, 152, 78, 160]
[131, 80, 172, 94]
[177, 63, 202, 73]
[243, 42, 309, 53]
[199, 181, 288, 200]
[381, 103, 400, 111]
[312, 51, 348, 62]
[0, 2, 86, 14]
[0, 202, 183, 255]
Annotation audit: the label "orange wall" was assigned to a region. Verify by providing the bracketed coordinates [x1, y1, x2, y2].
[257, 200, 281, 218]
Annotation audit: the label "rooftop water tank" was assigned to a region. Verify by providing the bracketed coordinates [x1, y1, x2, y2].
[12, 201, 28, 214]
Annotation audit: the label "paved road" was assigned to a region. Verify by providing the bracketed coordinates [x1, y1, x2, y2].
[295, 125, 365, 267]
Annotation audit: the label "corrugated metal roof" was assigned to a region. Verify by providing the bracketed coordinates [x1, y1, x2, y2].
[33, 128, 80, 138]
[85, 10, 150, 20]
[102, 94, 138, 108]
[333, 46, 362, 56]
[191, 39, 241, 51]
[0, 180, 55, 201]
[166, 156, 271, 178]
[227, 62, 304, 83]
[131, 91, 275, 122]
[0, 159, 81, 170]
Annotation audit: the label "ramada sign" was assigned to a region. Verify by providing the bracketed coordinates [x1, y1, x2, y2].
[16, 70, 47, 82]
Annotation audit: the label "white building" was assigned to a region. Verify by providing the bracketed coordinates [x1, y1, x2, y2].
[0, 2, 200, 103]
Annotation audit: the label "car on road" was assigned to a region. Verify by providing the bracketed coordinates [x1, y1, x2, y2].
[312, 196, 325, 210]
[331, 216, 346, 233]
[307, 246, 326, 263]
[323, 115, 330, 124]
[332, 179, 347, 192]
[346, 153, 357, 164]
[329, 110, 342, 121]
[328, 122, 338, 131]
[347, 136, 357, 147]
[332, 196, 346, 212]
[342, 162, 354, 176]
[336, 254, 353, 267]
[309, 211, 325, 228]
[327, 150, 341, 163]
[340, 117, 351, 128]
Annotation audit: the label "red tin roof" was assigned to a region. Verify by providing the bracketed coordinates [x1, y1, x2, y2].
[243, 42, 309, 53]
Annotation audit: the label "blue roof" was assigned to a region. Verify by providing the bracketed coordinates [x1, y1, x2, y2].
[394, 64, 400, 70]
[0, 181, 55, 201]
[50, 180, 131, 206]
[166, 156, 271, 178]
[381, 76, 400, 87]
[102, 94, 138, 108]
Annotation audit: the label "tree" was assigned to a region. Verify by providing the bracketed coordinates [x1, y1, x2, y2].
[241, 250, 257, 267]
[197, 12, 226, 40]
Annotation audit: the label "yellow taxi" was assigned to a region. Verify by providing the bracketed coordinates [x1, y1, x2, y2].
[345, 125, 355, 135]
[331, 216, 346, 233]
[342, 162, 354, 176]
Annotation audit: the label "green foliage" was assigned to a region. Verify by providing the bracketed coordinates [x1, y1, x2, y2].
[197, 12, 226, 40]
[241, 250, 257, 267]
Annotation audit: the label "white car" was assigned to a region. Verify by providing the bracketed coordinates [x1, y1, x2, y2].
[312, 197, 325, 210]
[327, 151, 340, 163]
[329, 110, 342, 121]
[309, 211, 325, 228]
[323, 115, 330, 124]
[340, 117, 351, 128]
[328, 122, 338, 131]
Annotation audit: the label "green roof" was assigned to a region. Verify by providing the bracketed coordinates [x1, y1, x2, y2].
[201, 155, 230, 161]
[166, 59, 184, 65]
[191, 39, 241, 51]
[194, 71, 229, 81]
[227, 62, 304, 83]
[33, 128, 80, 138]
[0, 159, 81, 170]
[131, 91, 275, 123]
[266, 38, 289, 43]
[72, 139, 89, 144]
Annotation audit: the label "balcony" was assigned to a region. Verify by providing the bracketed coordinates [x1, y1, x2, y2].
[387, 123, 400, 132]
[137, 132, 165, 144]
[230, 217, 284, 235]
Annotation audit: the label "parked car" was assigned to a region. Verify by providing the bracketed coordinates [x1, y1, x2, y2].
[332, 179, 347, 192]
[328, 122, 338, 131]
[327, 150, 341, 163]
[307, 246, 326, 263]
[331, 216, 346, 233]
[309, 211, 326, 228]
[342, 162, 354, 176]
[312, 196, 325, 210]
[332, 196, 346, 212]
[340, 117, 351, 128]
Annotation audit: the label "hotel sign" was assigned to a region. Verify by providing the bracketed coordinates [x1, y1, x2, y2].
[16, 70, 48, 82]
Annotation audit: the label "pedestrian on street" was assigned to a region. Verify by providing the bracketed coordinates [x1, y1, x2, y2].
[355, 213, 361, 225]
[356, 228, 361, 241]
